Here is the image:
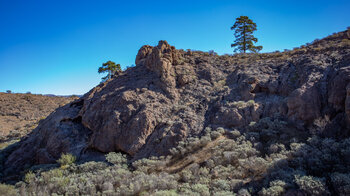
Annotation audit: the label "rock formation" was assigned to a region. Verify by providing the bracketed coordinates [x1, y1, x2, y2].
[2, 30, 350, 178]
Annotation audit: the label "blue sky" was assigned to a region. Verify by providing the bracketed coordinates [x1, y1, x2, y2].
[0, 0, 349, 95]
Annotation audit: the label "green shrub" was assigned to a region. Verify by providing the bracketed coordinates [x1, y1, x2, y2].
[237, 188, 251, 196]
[191, 184, 210, 196]
[233, 101, 246, 108]
[216, 127, 226, 134]
[259, 186, 284, 196]
[232, 100, 255, 109]
[259, 180, 287, 196]
[247, 100, 255, 106]
[211, 179, 231, 192]
[78, 161, 108, 172]
[249, 121, 256, 126]
[57, 153, 76, 168]
[153, 189, 178, 196]
[229, 130, 241, 138]
[105, 152, 127, 166]
[24, 170, 35, 184]
[210, 131, 222, 140]
[0, 184, 17, 196]
[132, 157, 166, 173]
[41, 168, 64, 183]
[214, 191, 235, 196]
[295, 175, 330, 195]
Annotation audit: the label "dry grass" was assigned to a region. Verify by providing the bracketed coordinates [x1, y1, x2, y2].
[164, 135, 225, 173]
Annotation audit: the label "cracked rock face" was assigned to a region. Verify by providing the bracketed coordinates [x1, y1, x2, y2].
[3, 31, 350, 176]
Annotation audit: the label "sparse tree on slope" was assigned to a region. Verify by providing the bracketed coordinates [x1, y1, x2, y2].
[98, 60, 122, 81]
[231, 16, 262, 53]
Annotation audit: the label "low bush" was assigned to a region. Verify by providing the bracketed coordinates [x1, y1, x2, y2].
[295, 175, 330, 195]
[1, 117, 350, 195]
[105, 152, 127, 166]
[0, 184, 17, 196]
[57, 153, 76, 169]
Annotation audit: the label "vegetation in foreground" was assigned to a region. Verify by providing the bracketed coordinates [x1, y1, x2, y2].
[1, 117, 350, 195]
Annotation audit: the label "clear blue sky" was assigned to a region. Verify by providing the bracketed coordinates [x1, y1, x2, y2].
[0, 0, 349, 95]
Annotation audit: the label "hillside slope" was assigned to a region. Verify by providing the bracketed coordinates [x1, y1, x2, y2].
[0, 93, 77, 142]
[2, 29, 350, 186]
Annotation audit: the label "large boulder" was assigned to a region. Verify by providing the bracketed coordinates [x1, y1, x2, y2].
[345, 83, 350, 127]
[328, 66, 350, 111]
[136, 40, 180, 99]
[287, 84, 321, 123]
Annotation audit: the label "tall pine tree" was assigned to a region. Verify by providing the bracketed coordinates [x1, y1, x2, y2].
[98, 61, 122, 81]
[231, 16, 262, 53]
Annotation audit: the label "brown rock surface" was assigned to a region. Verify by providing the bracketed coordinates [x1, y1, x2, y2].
[328, 66, 350, 111]
[2, 31, 350, 177]
[287, 84, 321, 123]
[345, 83, 350, 127]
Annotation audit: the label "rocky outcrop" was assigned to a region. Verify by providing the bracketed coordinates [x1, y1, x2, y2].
[328, 66, 350, 111]
[136, 40, 180, 99]
[4, 102, 90, 171]
[211, 101, 262, 128]
[2, 31, 350, 178]
[346, 83, 350, 127]
[287, 84, 321, 123]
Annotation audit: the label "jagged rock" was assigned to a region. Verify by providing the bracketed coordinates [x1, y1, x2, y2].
[5, 102, 90, 172]
[328, 66, 350, 111]
[287, 84, 321, 123]
[345, 83, 350, 127]
[212, 102, 263, 128]
[135, 45, 153, 66]
[137, 41, 180, 99]
[175, 64, 196, 87]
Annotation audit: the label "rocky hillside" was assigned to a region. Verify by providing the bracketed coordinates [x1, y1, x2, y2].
[0, 93, 77, 142]
[2, 29, 350, 184]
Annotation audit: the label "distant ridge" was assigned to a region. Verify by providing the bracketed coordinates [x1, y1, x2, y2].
[0, 92, 78, 142]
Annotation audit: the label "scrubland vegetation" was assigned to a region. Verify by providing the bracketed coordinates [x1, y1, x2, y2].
[1, 29, 349, 195]
[1, 117, 350, 195]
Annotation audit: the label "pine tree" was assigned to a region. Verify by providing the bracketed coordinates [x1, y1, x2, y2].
[98, 61, 122, 81]
[231, 16, 262, 53]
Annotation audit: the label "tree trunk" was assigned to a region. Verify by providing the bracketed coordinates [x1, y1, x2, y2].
[243, 24, 246, 53]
